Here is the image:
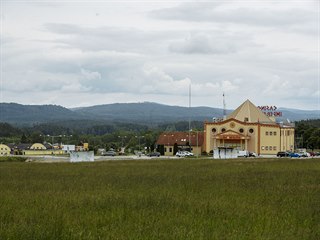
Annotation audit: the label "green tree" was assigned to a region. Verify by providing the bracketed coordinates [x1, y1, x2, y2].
[21, 133, 28, 143]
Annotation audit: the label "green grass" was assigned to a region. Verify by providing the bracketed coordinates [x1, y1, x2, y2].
[1, 158, 319, 239]
[0, 156, 27, 162]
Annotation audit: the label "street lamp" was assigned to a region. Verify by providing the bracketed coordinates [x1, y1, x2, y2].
[46, 134, 73, 149]
[39, 134, 49, 144]
[135, 135, 145, 152]
[118, 135, 127, 148]
[190, 129, 200, 158]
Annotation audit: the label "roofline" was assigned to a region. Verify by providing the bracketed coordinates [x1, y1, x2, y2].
[204, 118, 282, 128]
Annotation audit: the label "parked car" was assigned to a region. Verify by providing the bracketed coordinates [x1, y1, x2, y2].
[136, 151, 143, 157]
[299, 152, 310, 157]
[289, 152, 300, 158]
[276, 151, 290, 157]
[176, 151, 187, 157]
[309, 152, 316, 157]
[249, 152, 257, 157]
[183, 151, 194, 156]
[148, 152, 160, 157]
[103, 150, 116, 156]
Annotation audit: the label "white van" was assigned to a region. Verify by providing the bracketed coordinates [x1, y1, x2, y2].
[237, 150, 249, 158]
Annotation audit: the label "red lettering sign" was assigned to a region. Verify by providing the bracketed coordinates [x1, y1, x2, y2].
[258, 105, 282, 118]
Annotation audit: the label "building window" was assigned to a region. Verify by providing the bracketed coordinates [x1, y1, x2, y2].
[265, 146, 268, 150]
[249, 128, 254, 134]
[244, 117, 249, 122]
[273, 146, 277, 150]
[239, 128, 244, 133]
[266, 131, 268, 136]
[212, 128, 217, 133]
[221, 128, 226, 132]
[270, 131, 273, 136]
[274, 132, 277, 136]
[269, 146, 272, 151]
[261, 146, 265, 150]
[287, 130, 290, 136]
[169, 148, 172, 152]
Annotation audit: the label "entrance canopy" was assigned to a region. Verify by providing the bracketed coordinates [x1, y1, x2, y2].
[213, 130, 250, 140]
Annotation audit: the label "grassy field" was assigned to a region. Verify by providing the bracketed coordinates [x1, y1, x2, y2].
[0, 158, 319, 239]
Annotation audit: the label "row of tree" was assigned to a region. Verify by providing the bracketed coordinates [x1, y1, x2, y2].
[294, 119, 320, 151]
[1, 119, 319, 152]
[0, 121, 203, 153]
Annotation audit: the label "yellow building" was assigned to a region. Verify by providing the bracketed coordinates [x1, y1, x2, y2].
[204, 100, 294, 155]
[0, 144, 11, 156]
[30, 143, 47, 150]
[23, 149, 65, 155]
[156, 131, 204, 156]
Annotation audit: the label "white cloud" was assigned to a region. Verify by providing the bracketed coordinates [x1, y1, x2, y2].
[1, 1, 318, 110]
[169, 32, 238, 54]
[81, 68, 101, 81]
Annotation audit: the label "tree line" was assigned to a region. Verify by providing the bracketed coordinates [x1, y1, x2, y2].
[0, 121, 204, 153]
[1, 119, 319, 152]
[294, 119, 320, 151]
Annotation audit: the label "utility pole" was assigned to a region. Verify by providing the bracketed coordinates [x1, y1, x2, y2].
[189, 84, 191, 150]
[223, 92, 226, 120]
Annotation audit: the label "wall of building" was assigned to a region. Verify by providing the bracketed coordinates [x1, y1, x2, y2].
[205, 120, 259, 154]
[205, 119, 289, 155]
[280, 128, 295, 152]
[30, 143, 46, 150]
[164, 146, 174, 156]
[23, 150, 65, 155]
[192, 146, 202, 156]
[0, 144, 11, 155]
[259, 126, 280, 155]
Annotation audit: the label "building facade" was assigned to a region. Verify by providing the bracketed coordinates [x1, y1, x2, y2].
[156, 131, 204, 156]
[204, 100, 294, 155]
[30, 143, 47, 150]
[0, 144, 11, 155]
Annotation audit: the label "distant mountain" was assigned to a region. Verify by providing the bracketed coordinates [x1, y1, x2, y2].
[0, 102, 319, 126]
[0, 103, 86, 125]
[278, 108, 320, 121]
[71, 102, 228, 124]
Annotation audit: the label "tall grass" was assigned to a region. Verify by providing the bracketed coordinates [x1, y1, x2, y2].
[1, 158, 319, 239]
[0, 156, 27, 162]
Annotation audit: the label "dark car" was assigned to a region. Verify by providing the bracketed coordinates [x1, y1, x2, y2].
[249, 152, 257, 157]
[277, 151, 289, 157]
[103, 150, 116, 156]
[289, 152, 300, 158]
[148, 152, 160, 157]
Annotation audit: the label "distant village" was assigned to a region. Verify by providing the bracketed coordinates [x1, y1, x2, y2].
[4, 100, 315, 160]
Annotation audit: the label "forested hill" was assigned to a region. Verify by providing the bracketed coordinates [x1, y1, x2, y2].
[71, 102, 228, 124]
[0, 103, 87, 125]
[1, 102, 319, 126]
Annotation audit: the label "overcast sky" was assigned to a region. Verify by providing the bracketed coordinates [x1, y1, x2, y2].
[1, 0, 319, 110]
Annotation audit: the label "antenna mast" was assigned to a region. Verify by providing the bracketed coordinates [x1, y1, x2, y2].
[223, 92, 226, 120]
[188, 84, 191, 149]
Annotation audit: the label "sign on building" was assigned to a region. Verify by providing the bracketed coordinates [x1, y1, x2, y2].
[257, 106, 283, 117]
[62, 145, 76, 153]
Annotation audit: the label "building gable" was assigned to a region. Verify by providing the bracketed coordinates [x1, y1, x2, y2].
[227, 99, 274, 124]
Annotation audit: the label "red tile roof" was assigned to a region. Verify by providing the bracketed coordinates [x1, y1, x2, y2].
[156, 131, 204, 146]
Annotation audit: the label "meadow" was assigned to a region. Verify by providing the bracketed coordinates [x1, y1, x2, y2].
[0, 158, 319, 239]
